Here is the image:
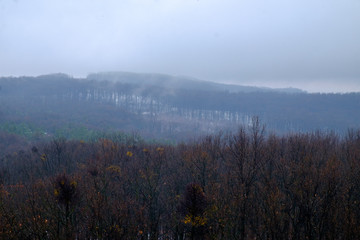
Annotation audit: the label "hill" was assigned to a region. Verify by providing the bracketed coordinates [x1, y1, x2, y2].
[87, 72, 305, 94]
[0, 72, 359, 142]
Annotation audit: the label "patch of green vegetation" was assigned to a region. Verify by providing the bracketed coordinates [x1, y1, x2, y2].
[0, 122, 45, 140]
[54, 125, 99, 141]
[53, 124, 145, 145]
[0, 121, 167, 146]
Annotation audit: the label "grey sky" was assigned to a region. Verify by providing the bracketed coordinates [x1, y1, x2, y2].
[0, 0, 359, 93]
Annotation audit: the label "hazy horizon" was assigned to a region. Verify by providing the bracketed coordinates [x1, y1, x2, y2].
[1, 0, 359, 93]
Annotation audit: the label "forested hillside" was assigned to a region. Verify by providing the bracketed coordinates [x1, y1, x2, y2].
[1, 120, 360, 239]
[1, 73, 360, 239]
[0, 73, 360, 144]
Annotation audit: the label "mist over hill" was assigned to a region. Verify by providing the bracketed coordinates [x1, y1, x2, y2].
[0, 72, 359, 143]
[87, 72, 305, 94]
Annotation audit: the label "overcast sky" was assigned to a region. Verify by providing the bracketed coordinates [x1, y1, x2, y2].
[0, 0, 359, 92]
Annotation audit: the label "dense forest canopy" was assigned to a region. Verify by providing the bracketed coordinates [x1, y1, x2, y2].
[1, 119, 360, 239]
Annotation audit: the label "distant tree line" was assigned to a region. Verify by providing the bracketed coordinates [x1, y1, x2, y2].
[1, 118, 360, 239]
[1, 75, 360, 141]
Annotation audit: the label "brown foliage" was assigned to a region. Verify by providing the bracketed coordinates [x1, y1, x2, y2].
[2, 127, 360, 239]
